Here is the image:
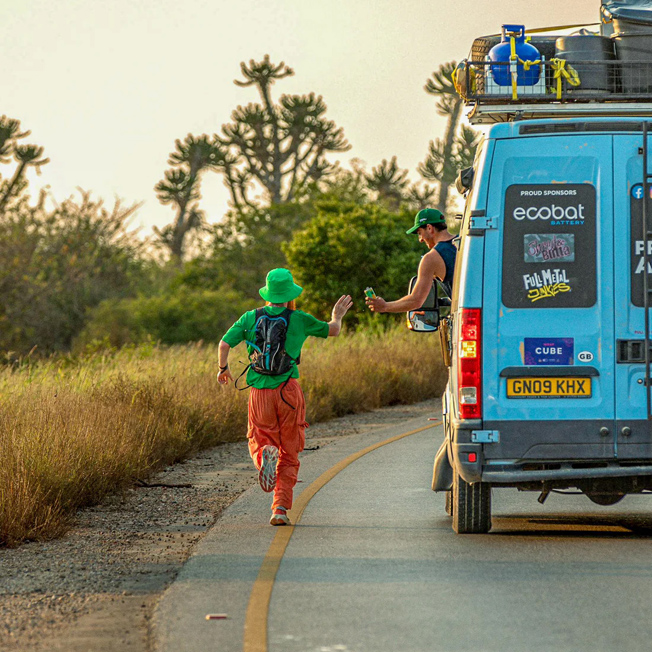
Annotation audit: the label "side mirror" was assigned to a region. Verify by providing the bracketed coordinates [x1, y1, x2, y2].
[406, 277, 440, 332]
[455, 166, 474, 195]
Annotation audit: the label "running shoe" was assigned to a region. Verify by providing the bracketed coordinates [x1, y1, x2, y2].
[258, 445, 279, 493]
[270, 507, 290, 526]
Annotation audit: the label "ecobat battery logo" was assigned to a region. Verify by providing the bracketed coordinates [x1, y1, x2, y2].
[512, 204, 587, 223]
[512, 188, 588, 225]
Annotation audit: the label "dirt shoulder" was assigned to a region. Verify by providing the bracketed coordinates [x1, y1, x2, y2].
[0, 399, 439, 652]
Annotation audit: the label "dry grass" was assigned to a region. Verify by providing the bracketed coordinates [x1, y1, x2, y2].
[0, 327, 447, 546]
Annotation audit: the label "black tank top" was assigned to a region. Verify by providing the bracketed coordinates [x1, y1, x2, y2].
[434, 239, 457, 296]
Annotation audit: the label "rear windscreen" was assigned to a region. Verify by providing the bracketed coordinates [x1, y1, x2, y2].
[502, 184, 597, 308]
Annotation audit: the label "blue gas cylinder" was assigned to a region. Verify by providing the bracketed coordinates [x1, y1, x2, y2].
[489, 24, 541, 86]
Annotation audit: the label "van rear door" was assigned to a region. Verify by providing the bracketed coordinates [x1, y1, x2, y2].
[482, 131, 616, 461]
[613, 130, 652, 458]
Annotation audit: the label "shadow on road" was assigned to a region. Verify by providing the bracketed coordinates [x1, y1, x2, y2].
[491, 513, 652, 538]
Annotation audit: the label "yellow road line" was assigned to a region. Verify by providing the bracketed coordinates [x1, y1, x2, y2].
[243, 421, 441, 652]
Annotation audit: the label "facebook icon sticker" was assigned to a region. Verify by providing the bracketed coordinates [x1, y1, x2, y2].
[632, 184, 644, 200]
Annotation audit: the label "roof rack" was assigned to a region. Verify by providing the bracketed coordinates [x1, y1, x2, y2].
[460, 46, 652, 124]
[468, 101, 652, 125]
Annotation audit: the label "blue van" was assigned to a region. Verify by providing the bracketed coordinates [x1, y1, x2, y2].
[431, 118, 652, 533]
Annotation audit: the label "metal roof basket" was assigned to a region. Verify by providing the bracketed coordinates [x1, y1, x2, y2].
[460, 21, 652, 123]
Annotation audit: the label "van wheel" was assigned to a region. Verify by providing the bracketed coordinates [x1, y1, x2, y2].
[452, 471, 492, 534]
[445, 490, 453, 516]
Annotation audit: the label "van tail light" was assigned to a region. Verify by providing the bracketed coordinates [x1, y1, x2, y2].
[458, 308, 482, 419]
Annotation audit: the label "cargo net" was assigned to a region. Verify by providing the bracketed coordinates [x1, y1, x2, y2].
[457, 59, 652, 103]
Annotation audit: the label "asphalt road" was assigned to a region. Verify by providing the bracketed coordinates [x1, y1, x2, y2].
[154, 416, 652, 652]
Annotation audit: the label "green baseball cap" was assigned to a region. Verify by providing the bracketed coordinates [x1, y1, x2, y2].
[259, 268, 303, 303]
[406, 208, 445, 234]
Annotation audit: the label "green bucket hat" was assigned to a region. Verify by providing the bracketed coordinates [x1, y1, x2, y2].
[406, 208, 445, 234]
[259, 268, 303, 303]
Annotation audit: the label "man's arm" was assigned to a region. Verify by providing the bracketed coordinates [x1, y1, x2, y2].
[217, 340, 234, 385]
[366, 250, 441, 313]
[327, 295, 353, 336]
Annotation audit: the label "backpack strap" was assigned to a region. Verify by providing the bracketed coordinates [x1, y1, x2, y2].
[237, 307, 267, 390]
[280, 308, 301, 366]
[244, 307, 267, 355]
[279, 374, 296, 410]
[234, 363, 252, 390]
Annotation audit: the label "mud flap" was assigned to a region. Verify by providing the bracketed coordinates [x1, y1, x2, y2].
[431, 439, 454, 491]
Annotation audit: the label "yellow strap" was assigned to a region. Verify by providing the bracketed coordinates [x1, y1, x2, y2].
[550, 58, 581, 99]
[518, 57, 542, 70]
[508, 35, 542, 99]
[510, 36, 518, 100]
[526, 22, 600, 34]
[487, 22, 600, 37]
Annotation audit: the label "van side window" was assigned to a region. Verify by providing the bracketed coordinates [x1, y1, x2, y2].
[502, 183, 597, 308]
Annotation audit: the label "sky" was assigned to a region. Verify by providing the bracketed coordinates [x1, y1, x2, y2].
[5, 0, 600, 235]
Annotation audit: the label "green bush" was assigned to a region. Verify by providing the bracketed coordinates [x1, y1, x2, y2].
[284, 202, 422, 320]
[74, 287, 256, 351]
[0, 192, 146, 355]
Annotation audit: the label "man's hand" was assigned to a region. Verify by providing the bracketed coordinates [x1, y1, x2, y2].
[365, 296, 387, 313]
[328, 295, 353, 336]
[217, 368, 234, 385]
[332, 295, 353, 320]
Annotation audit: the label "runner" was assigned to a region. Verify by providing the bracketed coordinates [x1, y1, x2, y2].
[217, 268, 353, 525]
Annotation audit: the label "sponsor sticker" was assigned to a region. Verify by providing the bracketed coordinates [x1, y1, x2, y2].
[522, 268, 571, 302]
[524, 338, 574, 365]
[524, 234, 575, 263]
[502, 184, 596, 309]
[630, 184, 652, 200]
[632, 184, 644, 200]
[630, 188, 652, 306]
[512, 188, 586, 225]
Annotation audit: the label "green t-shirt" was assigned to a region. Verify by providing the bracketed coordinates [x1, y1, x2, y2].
[222, 306, 329, 389]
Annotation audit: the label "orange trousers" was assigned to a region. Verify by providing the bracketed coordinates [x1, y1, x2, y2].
[247, 378, 307, 511]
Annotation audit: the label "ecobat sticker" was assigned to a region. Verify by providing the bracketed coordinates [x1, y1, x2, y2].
[524, 338, 574, 365]
[524, 234, 575, 263]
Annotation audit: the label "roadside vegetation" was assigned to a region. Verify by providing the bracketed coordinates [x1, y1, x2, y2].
[0, 328, 446, 546]
[0, 54, 469, 546]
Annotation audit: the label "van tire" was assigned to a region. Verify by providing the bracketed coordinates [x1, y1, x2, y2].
[452, 471, 492, 534]
[445, 490, 453, 516]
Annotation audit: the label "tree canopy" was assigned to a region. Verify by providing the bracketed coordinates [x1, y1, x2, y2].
[418, 62, 481, 215]
[284, 202, 421, 320]
[155, 55, 351, 260]
[0, 115, 49, 217]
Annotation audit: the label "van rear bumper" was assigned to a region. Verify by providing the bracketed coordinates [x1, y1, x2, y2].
[481, 463, 652, 484]
[449, 416, 652, 484]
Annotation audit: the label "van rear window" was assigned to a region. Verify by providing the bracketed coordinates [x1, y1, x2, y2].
[502, 184, 597, 308]
[630, 191, 652, 307]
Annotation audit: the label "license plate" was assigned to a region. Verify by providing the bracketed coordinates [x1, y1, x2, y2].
[506, 377, 591, 399]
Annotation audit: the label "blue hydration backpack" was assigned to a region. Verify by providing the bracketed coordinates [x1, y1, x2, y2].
[246, 307, 298, 376]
